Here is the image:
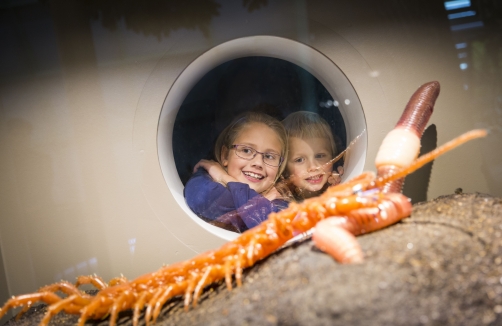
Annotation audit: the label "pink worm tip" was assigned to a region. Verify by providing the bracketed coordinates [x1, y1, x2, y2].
[313, 219, 364, 263]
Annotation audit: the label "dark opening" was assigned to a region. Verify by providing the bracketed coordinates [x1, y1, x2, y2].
[173, 56, 347, 185]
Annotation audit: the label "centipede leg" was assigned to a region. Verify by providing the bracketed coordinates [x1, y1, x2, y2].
[0, 292, 62, 321]
[16, 305, 31, 320]
[224, 259, 233, 291]
[235, 255, 244, 287]
[183, 275, 198, 311]
[110, 291, 134, 326]
[133, 291, 149, 326]
[192, 267, 213, 307]
[108, 275, 129, 287]
[39, 281, 85, 296]
[152, 286, 173, 324]
[145, 287, 165, 325]
[246, 239, 257, 266]
[75, 275, 108, 290]
[40, 295, 80, 326]
[78, 296, 113, 326]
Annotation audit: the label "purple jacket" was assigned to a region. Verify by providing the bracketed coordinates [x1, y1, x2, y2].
[184, 169, 288, 232]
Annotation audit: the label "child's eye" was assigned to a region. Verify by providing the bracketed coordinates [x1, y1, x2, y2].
[294, 157, 305, 163]
[315, 153, 327, 159]
[241, 147, 253, 154]
[264, 153, 277, 160]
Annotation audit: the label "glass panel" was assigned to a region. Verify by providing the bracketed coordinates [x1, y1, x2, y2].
[175, 56, 348, 232]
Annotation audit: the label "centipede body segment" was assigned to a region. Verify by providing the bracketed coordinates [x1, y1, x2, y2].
[0, 82, 488, 326]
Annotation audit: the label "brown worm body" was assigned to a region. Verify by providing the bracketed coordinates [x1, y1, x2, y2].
[376, 81, 440, 193]
[396, 81, 440, 136]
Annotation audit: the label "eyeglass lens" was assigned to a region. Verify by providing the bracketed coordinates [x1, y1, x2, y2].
[233, 145, 281, 166]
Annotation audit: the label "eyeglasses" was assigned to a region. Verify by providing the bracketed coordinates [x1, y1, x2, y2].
[230, 145, 283, 167]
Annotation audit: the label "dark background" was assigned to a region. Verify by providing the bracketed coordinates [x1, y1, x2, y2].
[173, 56, 347, 185]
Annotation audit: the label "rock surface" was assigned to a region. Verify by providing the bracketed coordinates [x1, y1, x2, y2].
[5, 193, 502, 326]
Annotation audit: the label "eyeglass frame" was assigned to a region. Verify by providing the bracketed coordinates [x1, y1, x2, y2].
[229, 144, 284, 167]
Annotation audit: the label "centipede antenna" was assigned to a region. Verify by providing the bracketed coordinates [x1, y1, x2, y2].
[374, 129, 488, 188]
[326, 148, 346, 167]
[323, 128, 366, 169]
[281, 229, 314, 248]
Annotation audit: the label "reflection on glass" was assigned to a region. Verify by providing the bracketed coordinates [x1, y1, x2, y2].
[444, 0, 502, 195]
[444, 0, 471, 11]
[176, 57, 348, 233]
[87, 0, 222, 39]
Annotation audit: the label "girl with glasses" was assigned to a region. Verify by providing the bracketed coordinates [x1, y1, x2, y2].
[184, 112, 290, 232]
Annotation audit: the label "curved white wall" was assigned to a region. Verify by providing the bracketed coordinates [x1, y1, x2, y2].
[157, 36, 367, 240]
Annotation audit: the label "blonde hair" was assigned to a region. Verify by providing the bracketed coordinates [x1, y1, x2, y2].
[282, 111, 337, 156]
[214, 112, 288, 183]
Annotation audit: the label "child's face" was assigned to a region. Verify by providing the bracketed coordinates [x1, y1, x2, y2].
[222, 122, 282, 194]
[286, 137, 333, 193]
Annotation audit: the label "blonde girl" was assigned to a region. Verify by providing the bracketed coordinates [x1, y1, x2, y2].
[184, 112, 289, 232]
[281, 111, 343, 201]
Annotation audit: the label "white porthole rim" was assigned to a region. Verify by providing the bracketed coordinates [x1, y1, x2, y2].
[158, 35, 368, 241]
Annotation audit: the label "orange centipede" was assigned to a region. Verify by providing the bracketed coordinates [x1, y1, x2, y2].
[0, 82, 488, 326]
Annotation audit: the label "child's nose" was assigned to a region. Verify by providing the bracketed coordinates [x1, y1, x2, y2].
[307, 160, 321, 171]
[250, 154, 264, 167]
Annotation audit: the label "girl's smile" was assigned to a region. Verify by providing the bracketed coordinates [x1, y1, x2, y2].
[286, 137, 333, 193]
[222, 122, 282, 194]
[305, 173, 325, 184]
[242, 171, 265, 181]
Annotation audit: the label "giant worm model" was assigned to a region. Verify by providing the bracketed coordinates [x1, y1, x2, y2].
[375, 81, 439, 193]
[0, 82, 487, 326]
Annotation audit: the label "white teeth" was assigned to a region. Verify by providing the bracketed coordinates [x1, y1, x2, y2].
[307, 174, 322, 180]
[244, 171, 264, 179]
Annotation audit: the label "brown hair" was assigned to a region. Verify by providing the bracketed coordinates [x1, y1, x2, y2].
[214, 111, 288, 184]
[282, 111, 337, 156]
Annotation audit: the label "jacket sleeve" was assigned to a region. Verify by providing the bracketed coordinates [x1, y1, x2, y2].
[184, 169, 233, 219]
[214, 197, 289, 232]
[184, 169, 288, 231]
[184, 169, 260, 220]
[225, 183, 289, 230]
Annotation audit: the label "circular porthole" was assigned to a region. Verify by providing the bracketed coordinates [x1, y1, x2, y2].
[173, 56, 347, 186]
[158, 36, 367, 241]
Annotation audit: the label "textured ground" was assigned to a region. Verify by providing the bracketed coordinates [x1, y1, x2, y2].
[5, 193, 502, 326]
